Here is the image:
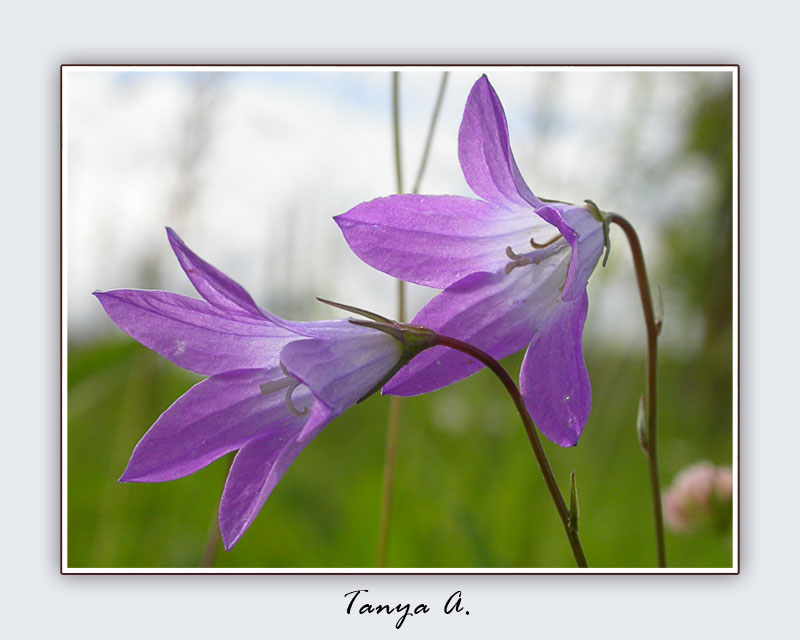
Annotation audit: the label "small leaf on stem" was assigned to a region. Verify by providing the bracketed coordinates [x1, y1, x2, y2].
[636, 395, 648, 451]
[654, 285, 665, 335]
[568, 471, 579, 534]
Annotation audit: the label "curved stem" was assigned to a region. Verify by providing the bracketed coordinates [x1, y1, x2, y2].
[608, 213, 666, 568]
[435, 334, 588, 568]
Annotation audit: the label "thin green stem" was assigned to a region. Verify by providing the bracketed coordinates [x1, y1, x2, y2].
[608, 213, 666, 568]
[376, 72, 406, 567]
[411, 72, 449, 195]
[377, 71, 449, 567]
[391, 72, 404, 195]
[391, 71, 406, 325]
[200, 515, 222, 567]
[435, 334, 588, 568]
[200, 452, 234, 567]
[377, 394, 402, 567]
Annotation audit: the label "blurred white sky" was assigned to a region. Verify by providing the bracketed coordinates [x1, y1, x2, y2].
[64, 67, 732, 353]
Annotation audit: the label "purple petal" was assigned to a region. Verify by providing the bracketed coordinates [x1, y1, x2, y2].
[167, 228, 373, 341]
[520, 291, 591, 447]
[556, 206, 605, 302]
[333, 77, 585, 294]
[219, 400, 334, 550]
[335, 194, 548, 288]
[280, 330, 402, 414]
[94, 289, 295, 375]
[119, 368, 312, 483]
[459, 76, 543, 211]
[167, 227, 266, 320]
[384, 247, 570, 396]
[459, 77, 578, 241]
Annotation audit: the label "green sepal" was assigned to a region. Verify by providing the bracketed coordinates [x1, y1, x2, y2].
[313, 298, 439, 405]
[316, 297, 393, 323]
[346, 318, 438, 404]
[538, 196, 575, 205]
[584, 199, 612, 267]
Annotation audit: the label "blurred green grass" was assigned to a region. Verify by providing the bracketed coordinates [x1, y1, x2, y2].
[67, 333, 733, 569]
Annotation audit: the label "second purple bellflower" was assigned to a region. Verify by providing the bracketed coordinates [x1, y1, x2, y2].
[336, 75, 605, 447]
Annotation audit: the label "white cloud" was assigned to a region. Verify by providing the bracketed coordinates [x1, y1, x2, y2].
[65, 68, 728, 355]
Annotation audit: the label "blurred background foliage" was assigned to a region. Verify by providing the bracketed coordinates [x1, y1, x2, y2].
[66, 70, 734, 569]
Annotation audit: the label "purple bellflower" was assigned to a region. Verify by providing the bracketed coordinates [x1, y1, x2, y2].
[95, 228, 434, 550]
[336, 75, 606, 447]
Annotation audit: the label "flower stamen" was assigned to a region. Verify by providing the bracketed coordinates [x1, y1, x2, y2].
[530, 234, 561, 249]
[504, 241, 567, 274]
[258, 377, 294, 395]
[505, 246, 534, 274]
[505, 247, 533, 275]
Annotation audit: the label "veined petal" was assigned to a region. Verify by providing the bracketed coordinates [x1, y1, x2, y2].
[335, 194, 549, 288]
[166, 228, 364, 340]
[167, 227, 266, 320]
[384, 247, 570, 396]
[459, 77, 576, 238]
[119, 368, 312, 483]
[459, 75, 543, 211]
[280, 329, 403, 414]
[557, 205, 605, 302]
[94, 289, 295, 375]
[219, 400, 334, 550]
[520, 291, 591, 447]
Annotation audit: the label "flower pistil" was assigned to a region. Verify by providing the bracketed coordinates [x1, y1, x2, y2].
[258, 363, 310, 418]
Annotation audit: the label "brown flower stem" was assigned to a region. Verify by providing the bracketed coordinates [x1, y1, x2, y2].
[435, 334, 588, 568]
[608, 213, 666, 568]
